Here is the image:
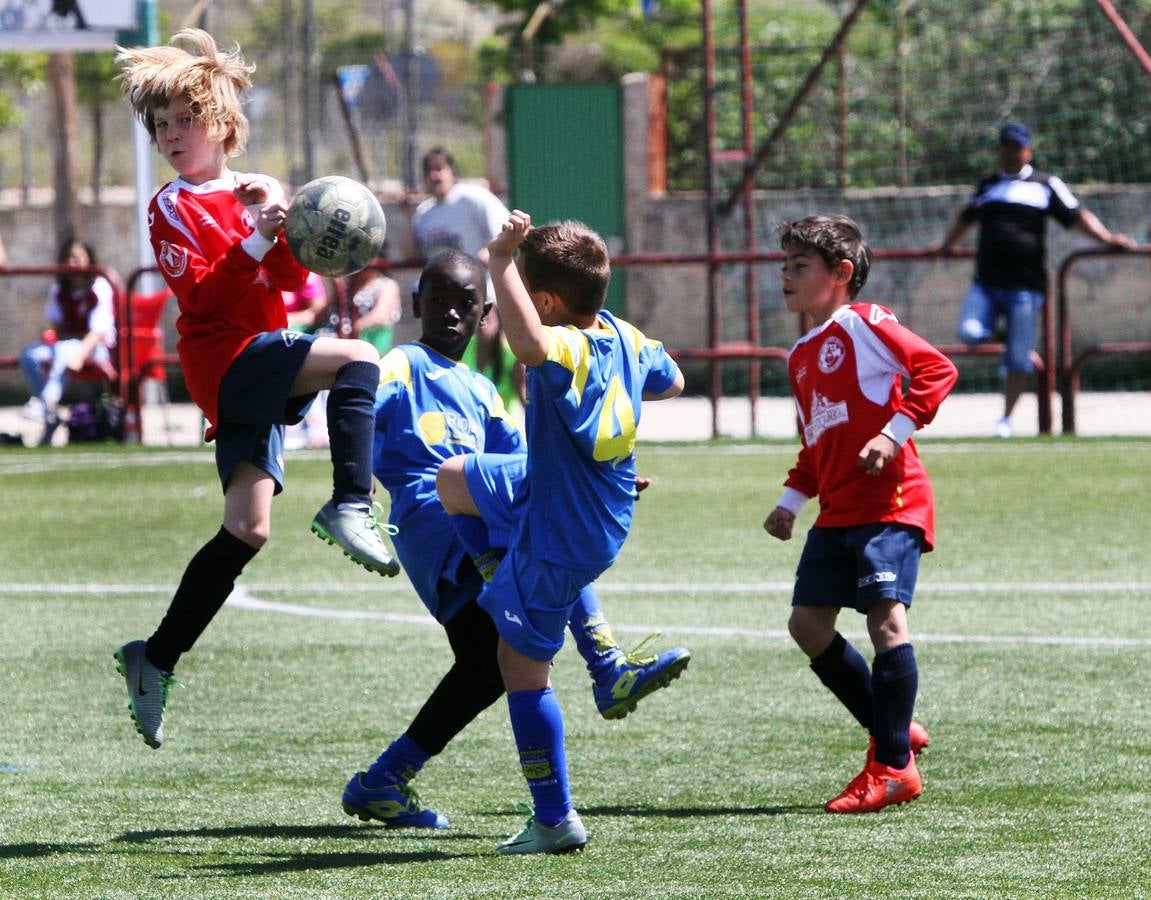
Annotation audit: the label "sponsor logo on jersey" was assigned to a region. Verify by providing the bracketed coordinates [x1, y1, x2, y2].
[503, 609, 523, 627]
[857, 571, 897, 588]
[157, 241, 188, 278]
[282, 330, 304, 347]
[868, 305, 898, 326]
[803, 390, 848, 446]
[818, 336, 846, 374]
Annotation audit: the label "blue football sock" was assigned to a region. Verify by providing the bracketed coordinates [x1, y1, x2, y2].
[871, 642, 918, 769]
[566, 585, 622, 678]
[809, 631, 874, 731]
[507, 688, 570, 827]
[365, 733, 432, 786]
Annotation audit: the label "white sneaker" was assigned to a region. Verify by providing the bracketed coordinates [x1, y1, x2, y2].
[994, 417, 1013, 439]
[21, 398, 45, 421]
[496, 808, 587, 855]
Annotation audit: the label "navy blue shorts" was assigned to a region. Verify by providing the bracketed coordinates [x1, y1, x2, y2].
[792, 523, 924, 613]
[214, 329, 318, 494]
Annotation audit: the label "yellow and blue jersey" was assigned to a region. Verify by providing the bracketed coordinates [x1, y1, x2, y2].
[373, 342, 523, 622]
[516, 309, 680, 571]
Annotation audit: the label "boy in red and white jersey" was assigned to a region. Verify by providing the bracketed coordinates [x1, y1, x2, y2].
[111, 29, 398, 752]
[764, 214, 957, 814]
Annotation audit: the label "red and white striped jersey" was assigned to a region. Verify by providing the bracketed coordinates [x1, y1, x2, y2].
[782, 302, 957, 549]
[149, 174, 308, 439]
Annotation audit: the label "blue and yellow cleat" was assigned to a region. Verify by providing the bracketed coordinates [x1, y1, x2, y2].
[593, 634, 691, 720]
[341, 772, 449, 828]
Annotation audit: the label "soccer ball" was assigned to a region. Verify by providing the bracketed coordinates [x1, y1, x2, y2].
[284, 176, 386, 277]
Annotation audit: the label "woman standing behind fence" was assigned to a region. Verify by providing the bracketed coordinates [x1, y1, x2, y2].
[19, 237, 117, 446]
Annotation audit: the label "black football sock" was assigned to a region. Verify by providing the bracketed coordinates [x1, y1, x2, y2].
[809, 631, 874, 731]
[145, 527, 259, 672]
[871, 642, 918, 769]
[326, 360, 379, 505]
[406, 600, 504, 756]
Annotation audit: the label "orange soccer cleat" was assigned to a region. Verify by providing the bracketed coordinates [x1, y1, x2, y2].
[867, 719, 930, 762]
[825, 755, 923, 814]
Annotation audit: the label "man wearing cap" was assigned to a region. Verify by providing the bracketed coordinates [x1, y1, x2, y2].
[933, 122, 1134, 437]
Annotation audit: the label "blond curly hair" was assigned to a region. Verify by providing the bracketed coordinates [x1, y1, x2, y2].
[116, 28, 254, 157]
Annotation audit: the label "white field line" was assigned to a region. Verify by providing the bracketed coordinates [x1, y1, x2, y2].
[1, 438, 1149, 477]
[6, 581, 1150, 647]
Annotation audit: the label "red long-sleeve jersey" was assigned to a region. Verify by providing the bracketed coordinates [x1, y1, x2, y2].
[782, 302, 957, 550]
[149, 173, 308, 439]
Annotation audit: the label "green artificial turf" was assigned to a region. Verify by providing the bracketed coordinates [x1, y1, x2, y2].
[0, 439, 1148, 898]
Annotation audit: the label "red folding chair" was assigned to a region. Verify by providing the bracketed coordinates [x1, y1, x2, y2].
[120, 289, 179, 444]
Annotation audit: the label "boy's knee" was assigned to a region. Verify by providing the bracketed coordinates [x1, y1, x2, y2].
[788, 606, 835, 657]
[224, 518, 270, 549]
[958, 318, 988, 344]
[435, 457, 469, 513]
[342, 339, 380, 365]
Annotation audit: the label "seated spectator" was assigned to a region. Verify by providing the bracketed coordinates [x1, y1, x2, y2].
[20, 238, 117, 446]
[283, 269, 331, 332]
[347, 262, 402, 356]
[282, 271, 334, 450]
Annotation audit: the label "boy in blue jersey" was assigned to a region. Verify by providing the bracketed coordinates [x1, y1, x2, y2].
[439, 212, 685, 854]
[341, 249, 689, 829]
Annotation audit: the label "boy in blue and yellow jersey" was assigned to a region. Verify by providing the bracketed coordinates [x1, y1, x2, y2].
[439, 213, 685, 854]
[342, 250, 689, 829]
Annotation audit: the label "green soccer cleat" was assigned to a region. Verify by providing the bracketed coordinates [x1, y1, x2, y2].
[113, 639, 176, 749]
[495, 808, 587, 856]
[593, 634, 691, 720]
[311, 500, 400, 577]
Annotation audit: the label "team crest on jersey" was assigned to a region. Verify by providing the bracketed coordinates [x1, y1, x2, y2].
[240, 209, 254, 233]
[803, 390, 848, 446]
[818, 336, 846, 374]
[157, 241, 187, 278]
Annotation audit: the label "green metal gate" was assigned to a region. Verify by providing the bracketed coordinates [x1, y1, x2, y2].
[505, 83, 626, 313]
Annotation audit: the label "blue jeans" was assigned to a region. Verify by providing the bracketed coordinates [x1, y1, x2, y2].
[957, 282, 1042, 373]
[20, 339, 112, 408]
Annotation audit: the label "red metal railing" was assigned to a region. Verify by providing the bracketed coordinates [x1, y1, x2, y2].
[1056, 245, 1151, 435]
[609, 246, 1053, 437]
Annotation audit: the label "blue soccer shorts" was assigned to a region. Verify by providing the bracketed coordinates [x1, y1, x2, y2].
[462, 452, 525, 550]
[792, 522, 924, 613]
[214, 329, 318, 493]
[479, 545, 597, 662]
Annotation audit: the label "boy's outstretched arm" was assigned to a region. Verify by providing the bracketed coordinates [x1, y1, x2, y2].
[486, 210, 548, 367]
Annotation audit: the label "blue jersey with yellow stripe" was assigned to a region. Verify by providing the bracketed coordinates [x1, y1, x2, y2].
[373, 341, 523, 621]
[515, 309, 680, 571]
